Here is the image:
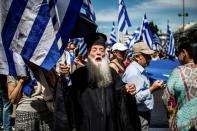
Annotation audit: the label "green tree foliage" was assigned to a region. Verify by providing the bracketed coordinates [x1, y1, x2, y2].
[149, 21, 159, 34]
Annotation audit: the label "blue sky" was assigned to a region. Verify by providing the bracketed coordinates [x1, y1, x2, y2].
[91, 0, 197, 35]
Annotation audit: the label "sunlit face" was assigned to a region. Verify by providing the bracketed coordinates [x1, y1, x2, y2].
[88, 45, 105, 63]
[69, 44, 75, 52]
[87, 45, 112, 88]
[113, 50, 127, 61]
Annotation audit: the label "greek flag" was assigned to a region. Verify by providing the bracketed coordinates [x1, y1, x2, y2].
[141, 14, 153, 49]
[109, 21, 117, 46]
[1, 0, 83, 71]
[125, 27, 142, 58]
[118, 0, 131, 34]
[152, 34, 161, 51]
[153, 34, 161, 45]
[82, 0, 96, 22]
[125, 14, 153, 50]
[63, 51, 72, 86]
[70, 38, 87, 57]
[125, 27, 142, 49]
[0, 1, 27, 76]
[0, 46, 27, 76]
[166, 24, 175, 57]
[79, 39, 87, 57]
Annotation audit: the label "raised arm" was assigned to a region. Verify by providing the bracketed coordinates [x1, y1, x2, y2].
[7, 76, 27, 104]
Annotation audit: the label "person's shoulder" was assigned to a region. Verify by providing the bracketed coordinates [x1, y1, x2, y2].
[109, 67, 122, 82]
[176, 65, 189, 72]
[125, 62, 138, 73]
[176, 64, 197, 74]
[109, 61, 116, 67]
[169, 66, 183, 78]
[109, 62, 119, 72]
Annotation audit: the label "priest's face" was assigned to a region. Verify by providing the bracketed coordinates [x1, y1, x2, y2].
[87, 45, 112, 88]
[88, 45, 105, 63]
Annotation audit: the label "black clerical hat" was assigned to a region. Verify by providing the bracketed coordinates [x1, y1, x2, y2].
[84, 32, 107, 49]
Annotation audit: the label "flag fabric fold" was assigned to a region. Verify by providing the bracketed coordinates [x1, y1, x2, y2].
[124, 13, 154, 57]
[1, 0, 83, 71]
[0, 0, 27, 76]
[153, 34, 161, 45]
[152, 34, 162, 51]
[124, 27, 142, 58]
[70, 38, 87, 57]
[141, 14, 153, 49]
[78, 39, 87, 57]
[109, 21, 117, 46]
[118, 0, 131, 34]
[125, 13, 153, 51]
[82, 0, 96, 22]
[125, 27, 142, 49]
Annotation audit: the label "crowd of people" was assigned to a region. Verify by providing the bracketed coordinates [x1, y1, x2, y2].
[0, 31, 197, 131]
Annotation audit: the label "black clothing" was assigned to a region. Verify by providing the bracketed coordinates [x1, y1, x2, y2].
[64, 66, 141, 131]
[0, 75, 7, 88]
[54, 77, 73, 131]
[84, 32, 107, 49]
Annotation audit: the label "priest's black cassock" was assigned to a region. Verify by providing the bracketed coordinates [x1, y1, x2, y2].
[62, 66, 141, 131]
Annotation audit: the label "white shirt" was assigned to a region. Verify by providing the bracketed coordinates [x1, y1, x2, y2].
[122, 61, 154, 111]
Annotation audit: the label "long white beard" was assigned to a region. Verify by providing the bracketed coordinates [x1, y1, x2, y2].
[87, 57, 112, 88]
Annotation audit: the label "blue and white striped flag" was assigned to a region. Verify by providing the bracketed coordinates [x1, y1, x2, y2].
[0, 46, 27, 76]
[79, 39, 87, 57]
[142, 14, 153, 49]
[125, 14, 153, 57]
[109, 21, 117, 46]
[152, 34, 161, 51]
[125, 27, 142, 58]
[125, 27, 142, 49]
[82, 0, 96, 22]
[70, 38, 87, 57]
[1, 0, 83, 71]
[153, 34, 161, 45]
[118, 0, 131, 34]
[63, 51, 72, 86]
[0, 1, 27, 76]
[166, 24, 175, 57]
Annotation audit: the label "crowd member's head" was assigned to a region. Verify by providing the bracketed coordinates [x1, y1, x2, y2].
[84, 32, 112, 88]
[111, 42, 128, 62]
[105, 44, 113, 62]
[132, 41, 154, 67]
[67, 42, 76, 52]
[176, 37, 194, 65]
